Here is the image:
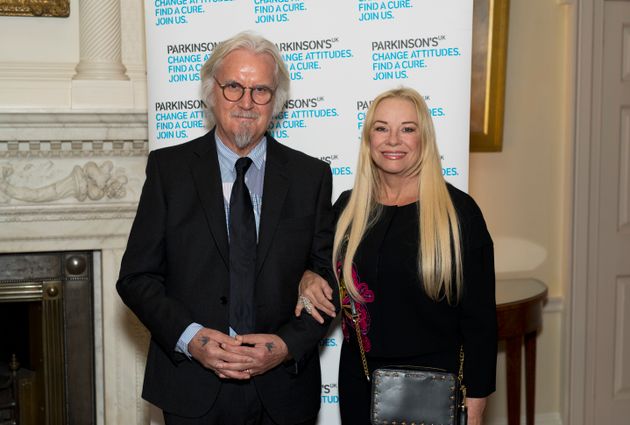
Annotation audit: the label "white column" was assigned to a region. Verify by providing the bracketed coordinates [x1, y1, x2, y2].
[74, 0, 127, 81]
[72, 0, 134, 108]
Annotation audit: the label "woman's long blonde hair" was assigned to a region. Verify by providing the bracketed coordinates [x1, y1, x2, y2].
[333, 87, 463, 304]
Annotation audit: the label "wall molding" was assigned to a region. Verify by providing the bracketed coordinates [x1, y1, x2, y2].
[0, 205, 138, 224]
[0, 112, 148, 143]
[0, 61, 77, 80]
[487, 412, 562, 425]
[545, 296, 563, 313]
[0, 140, 147, 159]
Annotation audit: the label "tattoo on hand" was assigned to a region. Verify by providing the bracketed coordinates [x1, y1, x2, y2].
[265, 342, 274, 352]
[200, 336, 209, 347]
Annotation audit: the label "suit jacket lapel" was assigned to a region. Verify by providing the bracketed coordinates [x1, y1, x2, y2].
[256, 137, 289, 275]
[189, 130, 230, 269]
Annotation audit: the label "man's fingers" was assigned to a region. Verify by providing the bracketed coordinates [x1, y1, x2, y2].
[216, 347, 255, 364]
[236, 333, 266, 346]
[220, 353, 254, 365]
[207, 329, 240, 346]
[191, 328, 240, 355]
[222, 341, 244, 352]
[216, 360, 254, 371]
[189, 328, 255, 373]
[222, 343, 258, 357]
[219, 345, 266, 375]
[218, 369, 251, 380]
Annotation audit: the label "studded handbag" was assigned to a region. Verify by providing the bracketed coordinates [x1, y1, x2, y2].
[344, 295, 468, 425]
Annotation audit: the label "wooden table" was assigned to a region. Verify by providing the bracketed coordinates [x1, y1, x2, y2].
[496, 278, 548, 425]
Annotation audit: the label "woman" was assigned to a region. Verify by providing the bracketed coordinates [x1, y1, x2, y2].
[296, 87, 497, 425]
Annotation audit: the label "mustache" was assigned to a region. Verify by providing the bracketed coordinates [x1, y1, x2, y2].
[230, 111, 260, 119]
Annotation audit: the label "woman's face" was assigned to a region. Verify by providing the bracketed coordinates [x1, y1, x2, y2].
[369, 97, 422, 179]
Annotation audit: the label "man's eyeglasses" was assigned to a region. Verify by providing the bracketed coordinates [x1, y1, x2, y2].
[214, 77, 274, 105]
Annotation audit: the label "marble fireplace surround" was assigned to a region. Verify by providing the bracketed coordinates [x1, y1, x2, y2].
[0, 111, 153, 425]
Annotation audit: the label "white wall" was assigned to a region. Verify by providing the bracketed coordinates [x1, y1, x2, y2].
[469, 0, 572, 423]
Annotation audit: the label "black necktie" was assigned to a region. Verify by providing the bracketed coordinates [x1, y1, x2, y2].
[229, 157, 256, 334]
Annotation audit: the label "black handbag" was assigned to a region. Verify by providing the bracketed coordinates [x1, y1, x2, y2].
[344, 294, 468, 425]
[371, 365, 467, 425]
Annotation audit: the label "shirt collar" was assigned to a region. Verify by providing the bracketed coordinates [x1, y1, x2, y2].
[215, 132, 267, 171]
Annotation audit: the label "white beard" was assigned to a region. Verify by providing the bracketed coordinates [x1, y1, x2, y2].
[231, 111, 261, 149]
[234, 129, 254, 149]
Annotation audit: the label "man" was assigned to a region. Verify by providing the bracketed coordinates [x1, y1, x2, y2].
[117, 32, 337, 425]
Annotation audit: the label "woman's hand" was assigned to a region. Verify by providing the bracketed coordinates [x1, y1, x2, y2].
[294, 270, 336, 324]
[466, 397, 487, 425]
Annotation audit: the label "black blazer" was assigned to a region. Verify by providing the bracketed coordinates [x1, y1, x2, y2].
[117, 130, 337, 424]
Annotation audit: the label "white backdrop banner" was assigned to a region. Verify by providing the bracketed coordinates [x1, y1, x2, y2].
[146, 1, 473, 423]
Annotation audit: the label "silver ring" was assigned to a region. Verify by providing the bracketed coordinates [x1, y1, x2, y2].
[299, 295, 313, 314]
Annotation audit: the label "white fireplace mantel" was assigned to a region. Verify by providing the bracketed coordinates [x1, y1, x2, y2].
[0, 110, 153, 425]
[0, 111, 148, 243]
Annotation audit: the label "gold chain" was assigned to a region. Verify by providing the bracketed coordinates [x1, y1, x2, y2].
[458, 345, 467, 408]
[351, 301, 371, 381]
[340, 278, 371, 381]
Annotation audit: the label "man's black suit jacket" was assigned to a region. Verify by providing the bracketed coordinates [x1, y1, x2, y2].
[117, 131, 337, 424]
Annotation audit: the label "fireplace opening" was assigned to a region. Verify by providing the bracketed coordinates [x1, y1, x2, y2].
[0, 302, 36, 370]
[0, 301, 44, 425]
[0, 252, 95, 425]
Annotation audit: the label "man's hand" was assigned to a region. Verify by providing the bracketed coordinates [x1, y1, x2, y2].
[188, 327, 253, 380]
[222, 334, 290, 376]
[294, 270, 336, 324]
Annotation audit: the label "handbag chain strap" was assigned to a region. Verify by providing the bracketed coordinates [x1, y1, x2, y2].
[339, 276, 372, 381]
[349, 295, 371, 381]
[458, 345, 467, 408]
[341, 277, 468, 409]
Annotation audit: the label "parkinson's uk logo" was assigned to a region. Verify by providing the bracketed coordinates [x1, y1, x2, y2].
[442, 167, 459, 177]
[319, 337, 338, 347]
[165, 41, 218, 83]
[357, 0, 413, 22]
[154, 0, 199, 26]
[439, 154, 460, 177]
[277, 38, 353, 81]
[430, 106, 445, 117]
[355, 99, 374, 131]
[369, 35, 461, 81]
[319, 154, 352, 177]
[254, 0, 307, 24]
[321, 383, 339, 404]
[269, 97, 339, 139]
[154, 99, 206, 141]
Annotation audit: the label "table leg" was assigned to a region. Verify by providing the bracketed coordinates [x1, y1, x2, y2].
[505, 336, 522, 425]
[525, 331, 537, 425]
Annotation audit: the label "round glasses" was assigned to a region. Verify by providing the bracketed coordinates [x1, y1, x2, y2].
[214, 77, 274, 105]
